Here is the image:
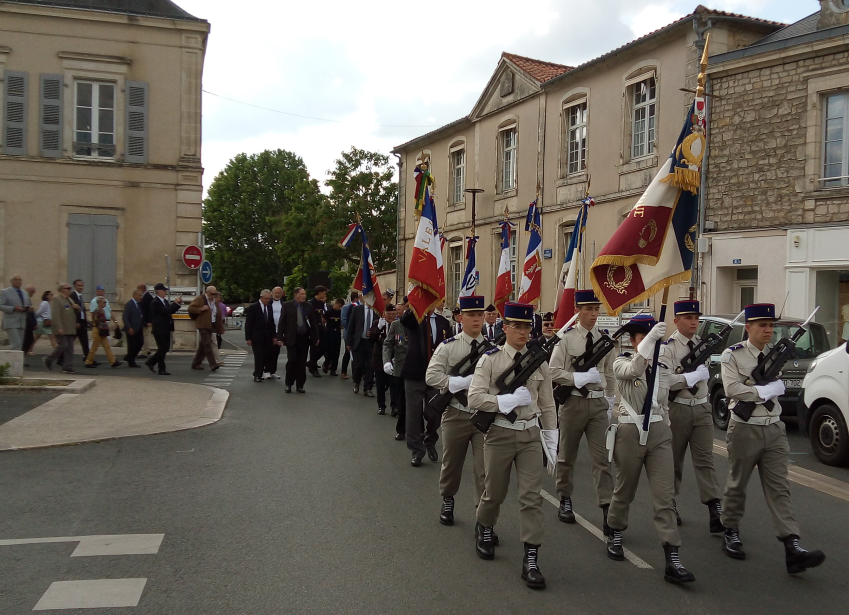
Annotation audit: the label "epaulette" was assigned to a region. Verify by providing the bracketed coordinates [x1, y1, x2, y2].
[443, 336, 456, 344]
[566, 326, 575, 332]
[485, 347, 501, 355]
[729, 343, 745, 351]
[601, 329, 609, 335]
[657, 361, 669, 370]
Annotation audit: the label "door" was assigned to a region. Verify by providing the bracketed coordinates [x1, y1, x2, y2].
[68, 214, 118, 301]
[734, 267, 758, 311]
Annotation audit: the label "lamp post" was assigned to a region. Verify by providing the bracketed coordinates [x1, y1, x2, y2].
[464, 188, 484, 234]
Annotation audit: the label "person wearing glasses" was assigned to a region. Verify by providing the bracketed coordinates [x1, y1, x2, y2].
[188, 286, 222, 372]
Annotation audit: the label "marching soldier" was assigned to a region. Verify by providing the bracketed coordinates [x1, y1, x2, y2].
[425, 296, 488, 527]
[468, 303, 558, 590]
[659, 300, 722, 532]
[548, 290, 615, 533]
[720, 303, 825, 574]
[606, 314, 695, 584]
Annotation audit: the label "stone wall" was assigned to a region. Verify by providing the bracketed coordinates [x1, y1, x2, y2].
[707, 50, 849, 230]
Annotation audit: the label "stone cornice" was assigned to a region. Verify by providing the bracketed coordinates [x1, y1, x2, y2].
[708, 32, 849, 77]
[57, 51, 131, 65]
[0, 3, 210, 33]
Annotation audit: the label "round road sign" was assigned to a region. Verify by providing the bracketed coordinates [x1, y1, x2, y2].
[182, 245, 203, 270]
[200, 260, 213, 285]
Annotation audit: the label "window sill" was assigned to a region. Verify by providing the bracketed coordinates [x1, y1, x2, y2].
[619, 155, 657, 175]
[807, 182, 849, 198]
[557, 172, 588, 187]
[447, 201, 466, 211]
[494, 189, 518, 201]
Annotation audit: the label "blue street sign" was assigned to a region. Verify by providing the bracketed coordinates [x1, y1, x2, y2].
[200, 260, 213, 284]
[543, 249, 553, 259]
[732, 259, 742, 265]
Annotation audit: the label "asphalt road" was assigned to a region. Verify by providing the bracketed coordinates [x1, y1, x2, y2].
[1, 341, 848, 614]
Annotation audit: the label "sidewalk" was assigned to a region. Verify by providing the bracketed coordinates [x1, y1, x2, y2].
[0, 376, 228, 451]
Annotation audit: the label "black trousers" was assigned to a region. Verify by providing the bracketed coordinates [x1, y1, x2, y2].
[352, 340, 374, 390]
[405, 379, 439, 455]
[393, 376, 407, 435]
[285, 334, 311, 388]
[324, 329, 341, 372]
[147, 333, 171, 372]
[375, 367, 393, 409]
[251, 338, 273, 378]
[126, 331, 144, 365]
[76, 321, 90, 357]
[23, 319, 35, 354]
[308, 327, 326, 371]
[264, 342, 281, 375]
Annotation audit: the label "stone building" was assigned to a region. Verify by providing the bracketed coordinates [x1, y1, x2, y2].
[705, 0, 849, 345]
[393, 6, 780, 318]
[0, 0, 208, 346]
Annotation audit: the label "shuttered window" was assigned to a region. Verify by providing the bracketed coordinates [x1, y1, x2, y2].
[3, 70, 28, 155]
[125, 81, 148, 163]
[67, 214, 118, 302]
[40, 74, 64, 158]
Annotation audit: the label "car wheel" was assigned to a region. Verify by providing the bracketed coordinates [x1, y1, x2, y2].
[712, 389, 730, 431]
[809, 404, 849, 467]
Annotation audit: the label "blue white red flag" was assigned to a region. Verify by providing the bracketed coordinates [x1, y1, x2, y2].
[458, 236, 479, 300]
[554, 200, 589, 328]
[339, 223, 360, 248]
[407, 180, 445, 321]
[493, 218, 515, 317]
[339, 223, 385, 314]
[517, 200, 542, 306]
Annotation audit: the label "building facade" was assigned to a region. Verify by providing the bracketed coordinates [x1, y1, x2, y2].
[706, 0, 849, 346]
[0, 0, 208, 345]
[393, 6, 780, 318]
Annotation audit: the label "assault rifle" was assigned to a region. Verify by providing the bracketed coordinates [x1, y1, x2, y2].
[470, 313, 579, 434]
[426, 334, 500, 416]
[732, 307, 819, 422]
[668, 310, 745, 403]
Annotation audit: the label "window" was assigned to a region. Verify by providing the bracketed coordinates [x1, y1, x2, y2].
[631, 77, 656, 159]
[735, 267, 758, 310]
[567, 102, 587, 174]
[452, 149, 465, 204]
[823, 92, 848, 187]
[501, 127, 517, 192]
[75, 81, 115, 158]
[509, 230, 518, 299]
[450, 244, 463, 307]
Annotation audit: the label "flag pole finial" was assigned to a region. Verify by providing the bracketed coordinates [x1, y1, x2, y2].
[696, 32, 710, 99]
[584, 175, 591, 199]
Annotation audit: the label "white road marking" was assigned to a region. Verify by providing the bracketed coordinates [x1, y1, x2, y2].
[0, 534, 164, 556]
[540, 490, 653, 569]
[202, 353, 248, 388]
[33, 579, 147, 610]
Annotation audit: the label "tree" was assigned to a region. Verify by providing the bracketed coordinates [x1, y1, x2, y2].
[203, 150, 325, 300]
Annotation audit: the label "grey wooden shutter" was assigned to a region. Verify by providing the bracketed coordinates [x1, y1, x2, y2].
[92, 215, 118, 301]
[3, 70, 28, 155]
[40, 74, 64, 158]
[125, 81, 148, 163]
[67, 214, 95, 290]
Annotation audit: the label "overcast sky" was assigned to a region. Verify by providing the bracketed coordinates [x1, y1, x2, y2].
[175, 0, 817, 194]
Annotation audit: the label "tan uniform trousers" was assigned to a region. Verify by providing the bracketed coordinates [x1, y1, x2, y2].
[476, 424, 545, 545]
[608, 421, 681, 547]
[555, 396, 613, 507]
[142, 325, 153, 354]
[721, 420, 800, 538]
[439, 407, 485, 504]
[668, 401, 721, 503]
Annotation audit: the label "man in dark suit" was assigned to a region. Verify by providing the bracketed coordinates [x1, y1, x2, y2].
[400, 305, 452, 467]
[122, 288, 146, 367]
[531, 311, 543, 339]
[346, 301, 378, 397]
[307, 285, 328, 378]
[264, 286, 286, 379]
[483, 304, 504, 342]
[245, 289, 277, 382]
[145, 283, 182, 375]
[70, 279, 91, 359]
[277, 286, 319, 393]
[139, 283, 153, 357]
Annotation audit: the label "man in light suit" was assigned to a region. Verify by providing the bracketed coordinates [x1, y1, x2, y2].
[0, 274, 33, 350]
[122, 289, 146, 368]
[346, 301, 378, 397]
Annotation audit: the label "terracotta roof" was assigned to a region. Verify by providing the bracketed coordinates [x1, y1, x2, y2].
[3, 0, 204, 21]
[501, 52, 573, 83]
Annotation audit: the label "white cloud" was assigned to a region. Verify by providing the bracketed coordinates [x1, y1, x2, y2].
[624, 4, 685, 38]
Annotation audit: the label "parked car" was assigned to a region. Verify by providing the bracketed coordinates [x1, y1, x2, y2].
[799, 342, 849, 466]
[232, 306, 245, 317]
[698, 314, 830, 430]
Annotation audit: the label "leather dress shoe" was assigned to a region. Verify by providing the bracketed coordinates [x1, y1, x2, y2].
[192, 366, 205, 370]
[663, 545, 695, 584]
[297, 388, 306, 393]
[310, 369, 322, 378]
[146, 363, 155, 373]
[723, 528, 745, 560]
[439, 496, 454, 526]
[285, 386, 292, 393]
[211, 365, 220, 372]
[558, 496, 576, 523]
[353, 383, 359, 394]
[475, 523, 495, 560]
[607, 530, 625, 561]
[390, 407, 398, 417]
[426, 445, 438, 462]
[158, 371, 171, 376]
[111, 361, 123, 368]
[394, 433, 405, 441]
[85, 364, 97, 368]
[522, 543, 546, 589]
[377, 407, 386, 415]
[128, 363, 141, 368]
[411, 454, 424, 467]
[364, 390, 374, 398]
[254, 376, 263, 382]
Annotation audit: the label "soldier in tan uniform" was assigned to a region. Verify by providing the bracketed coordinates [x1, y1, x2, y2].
[468, 302, 558, 589]
[720, 303, 825, 574]
[659, 300, 722, 532]
[549, 289, 615, 533]
[425, 296, 488, 527]
[607, 314, 695, 584]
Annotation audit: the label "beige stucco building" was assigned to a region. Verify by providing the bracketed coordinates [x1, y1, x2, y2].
[0, 0, 208, 344]
[393, 6, 780, 320]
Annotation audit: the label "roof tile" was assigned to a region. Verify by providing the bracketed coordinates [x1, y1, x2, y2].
[501, 52, 573, 83]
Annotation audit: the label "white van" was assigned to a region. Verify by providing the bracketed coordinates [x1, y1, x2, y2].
[800, 342, 849, 466]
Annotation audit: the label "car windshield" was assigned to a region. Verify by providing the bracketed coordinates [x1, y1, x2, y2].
[773, 324, 830, 359]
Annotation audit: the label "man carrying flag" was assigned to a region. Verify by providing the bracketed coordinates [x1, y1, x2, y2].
[493, 213, 515, 317]
[407, 168, 445, 321]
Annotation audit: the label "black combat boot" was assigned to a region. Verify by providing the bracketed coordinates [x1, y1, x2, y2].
[707, 499, 724, 534]
[601, 504, 611, 537]
[782, 535, 826, 574]
[663, 545, 695, 584]
[607, 529, 624, 561]
[723, 528, 745, 560]
[475, 523, 495, 560]
[558, 496, 576, 523]
[439, 496, 454, 526]
[521, 543, 546, 589]
[672, 499, 682, 526]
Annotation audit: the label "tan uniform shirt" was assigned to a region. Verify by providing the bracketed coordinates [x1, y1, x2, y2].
[660, 331, 709, 403]
[425, 331, 487, 410]
[548, 323, 615, 396]
[720, 340, 781, 422]
[468, 343, 557, 429]
[612, 352, 668, 420]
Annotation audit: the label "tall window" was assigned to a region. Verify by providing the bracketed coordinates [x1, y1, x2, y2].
[450, 244, 463, 306]
[509, 230, 518, 299]
[75, 81, 115, 158]
[567, 102, 587, 174]
[823, 92, 848, 187]
[452, 149, 465, 204]
[501, 127, 517, 191]
[631, 77, 656, 159]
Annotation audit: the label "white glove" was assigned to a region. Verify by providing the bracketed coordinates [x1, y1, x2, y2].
[684, 364, 710, 388]
[383, 361, 394, 376]
[541, 429, 559, 476]
[754, 380, 785, 402]
[573, 367, 602, 389]
[448, 374, 473, 394]
[637, 322, 667, 360]
[496, 386, 532, 415]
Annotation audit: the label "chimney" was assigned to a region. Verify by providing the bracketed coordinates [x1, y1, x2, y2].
[818, 0, 849, 30]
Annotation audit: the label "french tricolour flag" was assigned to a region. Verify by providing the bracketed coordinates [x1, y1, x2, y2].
[554, 202, 588, 328]
[407, 185, 445, 321]
[517, 200, 542, 306]
[340, 223, 385, 314]
[493, 218, 515, 317]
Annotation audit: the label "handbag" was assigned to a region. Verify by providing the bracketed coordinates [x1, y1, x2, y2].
[114, 327, 123, 340]
[43, 318, 53, 327]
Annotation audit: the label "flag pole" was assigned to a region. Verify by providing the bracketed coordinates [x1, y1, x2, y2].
[577, 176, 591, 290]
[691, 33, 710, 300]
[638, 286, 669, 444]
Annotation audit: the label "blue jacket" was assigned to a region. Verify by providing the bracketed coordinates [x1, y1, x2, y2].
[341, 302, 358, 330]
[122, 298, 144, 334]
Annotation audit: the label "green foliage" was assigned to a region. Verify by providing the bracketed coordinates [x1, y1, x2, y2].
[0, 362, 11, 380]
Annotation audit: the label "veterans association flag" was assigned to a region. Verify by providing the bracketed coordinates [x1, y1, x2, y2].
[554, 199, 589, 328]
[407, 181, 445, 321]
[517, 199, 542, 306]
[458, 236, 479, 300]
[589, 100, 704, 315]
[413, 161, 434, 218]
[493, 218, 516, 317]
[340, 222, 385, 315]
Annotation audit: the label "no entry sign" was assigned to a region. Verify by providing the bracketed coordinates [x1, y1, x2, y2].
[182, 245, 203, 270]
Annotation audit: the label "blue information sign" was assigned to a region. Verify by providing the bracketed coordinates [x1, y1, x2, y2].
[200, 260, 213, 284]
